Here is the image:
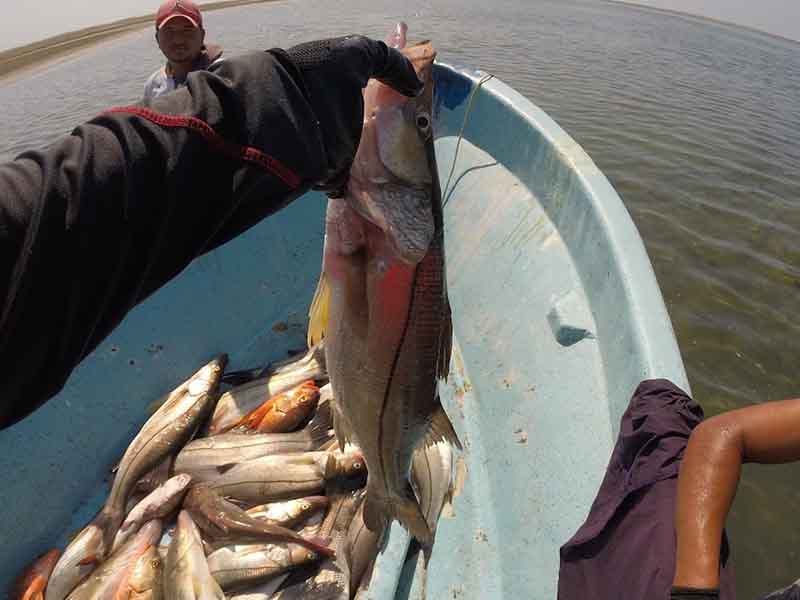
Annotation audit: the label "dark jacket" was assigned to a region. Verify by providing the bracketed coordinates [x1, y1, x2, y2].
[0, 37, 418, 428]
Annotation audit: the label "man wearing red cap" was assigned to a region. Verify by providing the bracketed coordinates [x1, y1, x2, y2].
[144, 0, 223, 100]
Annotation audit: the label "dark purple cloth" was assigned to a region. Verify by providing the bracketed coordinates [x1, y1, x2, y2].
[759, 582, 800, 600]
[557, 379, 736, 600]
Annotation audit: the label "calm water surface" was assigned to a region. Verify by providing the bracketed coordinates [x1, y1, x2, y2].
[1, 0, 798, 596]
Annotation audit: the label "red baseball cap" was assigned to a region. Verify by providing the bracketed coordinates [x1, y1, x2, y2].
[156, 0, 203, 30]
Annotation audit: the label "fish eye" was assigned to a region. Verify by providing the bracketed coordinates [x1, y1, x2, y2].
[416, 113, 431, 131]
[354, 462, 363, 470]
[302, 503, 311, 510]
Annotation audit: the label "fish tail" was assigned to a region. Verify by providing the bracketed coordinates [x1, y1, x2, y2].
[301, 534, 336, 558]
[363, 487, 432, 547]
[425, 401, 462, 451]
[307, 401, 334, 445]
[23, 589, 44, 600]
[92, 507, 123, 559]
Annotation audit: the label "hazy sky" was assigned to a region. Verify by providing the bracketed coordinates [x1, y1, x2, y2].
[1, 0, 798, 52]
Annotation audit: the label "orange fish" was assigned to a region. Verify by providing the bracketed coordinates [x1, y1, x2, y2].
[13, 549, 60, 600]
[236, 380, 320, 433]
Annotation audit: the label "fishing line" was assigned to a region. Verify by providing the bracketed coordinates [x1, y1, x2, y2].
[442, 72, 494, 207]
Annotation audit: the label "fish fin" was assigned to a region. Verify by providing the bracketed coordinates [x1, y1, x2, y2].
[365, 489, 433, 547]
[202, 538, 216, 556]
[307, 401, 334, 445]
[215, 463, 238, 475]
[331, 400, 351, 452]
[323, 453, 339, 480]
[304, 535, 336, 558]
[220, 368, 262, 386]
[437, 300, 453, 381]
[425, 401, 462, 451]
[307, 272, 331, 348]
[112, 585, 131, 600]
[76, 554, 100, 566]
[93, 508, 123, 559]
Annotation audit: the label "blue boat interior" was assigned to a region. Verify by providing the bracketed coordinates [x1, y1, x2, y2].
[0, 64, 689, 598]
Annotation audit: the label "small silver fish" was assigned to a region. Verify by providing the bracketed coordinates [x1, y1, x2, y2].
[126, 545, 163, 600]
[345, 493, 384, 595]
[411, 439, 454, 536]
[163, 511, 225, 600]
[46, 522, 104, 600]
[221, 340, 327, 387]
[65, 520, 161, 600]
[95, 356, 226, 556]
[245, 496, 330, 529]
[271, 485, 365, 600]
[112, 474, 192, 552]
[183, 484, 335, 558]
[225, 576, 291, 600]
[206, 543, 319, 591]
[173, 400, 333, 481]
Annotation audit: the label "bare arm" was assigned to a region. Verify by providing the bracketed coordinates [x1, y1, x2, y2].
[673, 398, 800, 589]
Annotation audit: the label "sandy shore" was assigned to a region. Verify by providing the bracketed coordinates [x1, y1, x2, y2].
[0, 0, 283, 82]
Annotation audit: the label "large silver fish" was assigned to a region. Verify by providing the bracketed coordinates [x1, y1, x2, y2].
[307, 24, 459, 545]
[46, 522, 105, 600]
[95, 356, 226, 555]
[205, 449, 365, 505]
[126, 545, 163, 600]
[163, 511, 225, 600]
[65, 520, 162, 600]
[173, 398, 333, 480]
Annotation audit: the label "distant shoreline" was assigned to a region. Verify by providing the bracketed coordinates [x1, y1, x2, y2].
[0, 0, 284, 82]
[605, 0, 799, 46]
[1, 0, 796, 84]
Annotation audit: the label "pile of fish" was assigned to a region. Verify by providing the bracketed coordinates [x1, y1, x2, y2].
[14, 347, 454, 600]
[13, 22, 461, 600]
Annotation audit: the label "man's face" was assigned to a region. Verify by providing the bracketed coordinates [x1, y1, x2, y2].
[157, 18, 204, 63]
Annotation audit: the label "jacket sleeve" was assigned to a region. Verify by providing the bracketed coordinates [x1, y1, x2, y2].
[0, 49, 328, 429]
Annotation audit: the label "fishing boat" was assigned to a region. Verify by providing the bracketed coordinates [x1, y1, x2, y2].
[0, 63, 688, 598]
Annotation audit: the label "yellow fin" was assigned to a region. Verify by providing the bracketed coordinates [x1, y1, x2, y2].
[307, 272, 331, 349]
